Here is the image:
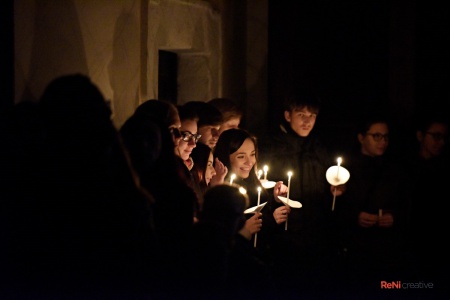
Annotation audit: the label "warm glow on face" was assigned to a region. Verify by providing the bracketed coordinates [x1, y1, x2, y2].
[229, 138, 256, 179]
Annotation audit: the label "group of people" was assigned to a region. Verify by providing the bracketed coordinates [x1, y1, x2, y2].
[1, 74, 448, 299]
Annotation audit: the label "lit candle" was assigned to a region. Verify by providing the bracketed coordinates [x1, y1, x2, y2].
[336, 157, 342, 179]
[254, 186, 262, 248]
[287, 171, 292, 200]
[257, 186, 262, 206]
[230, 173, 236, 184]
[285, 171, 292, 231]
[257, 169, 263, 180]
[263, 165, 269, 180]
[239, 187, 247, 194]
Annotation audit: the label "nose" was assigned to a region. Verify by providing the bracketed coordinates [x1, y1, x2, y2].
[212, 128, 220, 138]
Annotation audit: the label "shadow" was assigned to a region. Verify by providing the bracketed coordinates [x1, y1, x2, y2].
[24, 0, 88, 102]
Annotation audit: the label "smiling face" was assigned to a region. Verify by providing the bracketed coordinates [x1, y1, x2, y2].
[229, 138, 256, 179]
[284, 107, 317, 137]
[177, 119, 198, 160]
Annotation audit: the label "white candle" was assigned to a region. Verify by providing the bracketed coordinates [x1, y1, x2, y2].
[336, 157, 342, 179]
[254, 186, 262, 248]
[263, 165, 269, 180]
[257, 169, 263, 180]
[230, 173, 236, 184]
[285, 171, 292, 231]
[287, 171, 292, 200]
[257, 186, 261, 206]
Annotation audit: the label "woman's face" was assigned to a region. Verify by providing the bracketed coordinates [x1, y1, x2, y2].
[229, 138, 256, 179]
[177, 119, 198, 160]
[204, 152, 216, 185]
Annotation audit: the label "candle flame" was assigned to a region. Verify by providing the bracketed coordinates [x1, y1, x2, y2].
[257, 186, 262, 192]
[239, 187, 247, 194]
[263, 165, 268, 172]
[257, 169, 263, 179]
[230, 173, 236, 184]
[337, 157, 342, 166]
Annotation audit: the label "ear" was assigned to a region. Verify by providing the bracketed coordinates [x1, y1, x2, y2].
[284, 111, 291, 122]
[357, 133, 364, 144]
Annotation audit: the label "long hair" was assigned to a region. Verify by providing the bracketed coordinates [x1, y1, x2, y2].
[213, 128, 263, 198]
[191, 142, 213, 195]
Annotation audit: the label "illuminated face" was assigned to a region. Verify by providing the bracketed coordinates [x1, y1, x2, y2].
[359, 122, 389, 157]
[198, 125, 221, 149]
[219, 117, 241, 135]
[418, 122, 447, 159]
[284, 107, 317, 137]
[229, 138, 256, 179]
[177, 119, 198, 161]
[204, 152, 216, 185]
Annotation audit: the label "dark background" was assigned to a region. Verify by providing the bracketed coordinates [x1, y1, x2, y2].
[268, 0, 450, 156]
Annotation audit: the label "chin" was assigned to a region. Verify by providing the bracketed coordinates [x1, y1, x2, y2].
[240, 173, 250, 179]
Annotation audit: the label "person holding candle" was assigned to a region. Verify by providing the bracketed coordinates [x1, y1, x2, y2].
[333, 112, 413, 293]
[214, 128, 288, 261]
[401, 112, 449, 290]
[258, 88, 339, 294]
[191, 184, 275, 297]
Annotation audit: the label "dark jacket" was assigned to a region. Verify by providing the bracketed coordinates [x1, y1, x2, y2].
[258, 124, 337, 290]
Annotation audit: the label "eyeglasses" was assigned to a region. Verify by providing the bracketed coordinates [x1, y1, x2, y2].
[366, 133, 389, 142]
[181, 131, 201, 143]
[169, 127, 182, 139]
[426, 132, 446, 141]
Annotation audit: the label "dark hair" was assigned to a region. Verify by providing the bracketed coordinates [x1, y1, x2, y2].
[208, 98, 243, 122]
[183, 101, 223, 127]
[414, 112, 448, 133]
[355, 113, 390, 135]
[191, 142, 213, 193]
[200, 184, 249, 236]
[177, 103, 199, 122]
[214, 128, 258, 169]
[213, 128, 262, 191]
[134, 99, 179, 129]
[283, 88, 321, 114]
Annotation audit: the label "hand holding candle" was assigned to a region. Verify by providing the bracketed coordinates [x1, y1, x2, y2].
[326, 157, 350, 211]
